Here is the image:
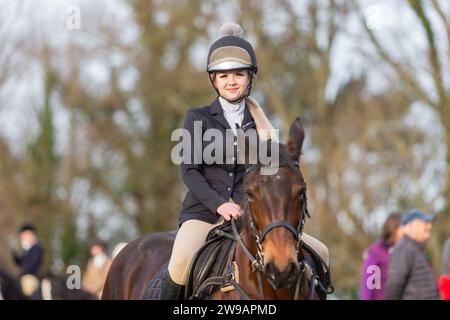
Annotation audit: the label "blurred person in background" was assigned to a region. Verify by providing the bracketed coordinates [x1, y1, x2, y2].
[438, 237, 450, 299]
[82, 239, 112, 299]
[11, 223, 44, 277]
[11, 223, 44, 299]
[359, 212, 403, 300]
[440, 237, 450, 276]
[385, 209, 440, 300]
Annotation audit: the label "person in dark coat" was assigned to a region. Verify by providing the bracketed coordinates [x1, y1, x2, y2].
[160, 22, 272, 300]
[12, 223, 44, 278]
[160, 22, 329, 300]
[385, 209, 440, 300]
[10, 223, 44, 299]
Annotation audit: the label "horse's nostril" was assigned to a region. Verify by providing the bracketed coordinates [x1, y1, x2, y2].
[264, 263, 277, 280]
[264, 262, 299, 289]
[286, 262, 299, 279]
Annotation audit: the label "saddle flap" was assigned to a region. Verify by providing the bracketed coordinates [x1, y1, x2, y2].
[300, 241, 333, 298]
[185, 223, 236, 299]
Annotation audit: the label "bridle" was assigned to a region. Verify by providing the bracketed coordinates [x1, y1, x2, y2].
[230, 159, 312, 300]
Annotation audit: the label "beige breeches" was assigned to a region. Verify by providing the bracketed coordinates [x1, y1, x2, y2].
[168, 219, 330, 286]
[168, 218, 224, 285]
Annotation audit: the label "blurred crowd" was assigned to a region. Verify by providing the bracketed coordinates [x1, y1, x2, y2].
[5, 223, 127, 300]
[360, 209, 450, 300]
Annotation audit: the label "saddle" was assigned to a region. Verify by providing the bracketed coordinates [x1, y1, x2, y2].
[142, 223, 236, 300]
[184, 222, 237, 299]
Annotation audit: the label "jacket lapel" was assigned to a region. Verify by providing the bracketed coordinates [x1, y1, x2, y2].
[208, 97, 231, 131]
[242, 103, 256, 133]
[208, 97, 256, 133]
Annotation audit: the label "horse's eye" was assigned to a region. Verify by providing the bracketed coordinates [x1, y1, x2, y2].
[246, 190, 256, 201]
[297, 190, 305, 200]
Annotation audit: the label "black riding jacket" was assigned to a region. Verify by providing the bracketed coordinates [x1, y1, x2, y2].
[178, 97, 256, 226]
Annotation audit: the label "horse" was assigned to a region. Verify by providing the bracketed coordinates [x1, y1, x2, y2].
[102, 118, 332, 300]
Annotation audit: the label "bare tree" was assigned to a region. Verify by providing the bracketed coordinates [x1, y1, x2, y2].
[355, 0, 450, 270]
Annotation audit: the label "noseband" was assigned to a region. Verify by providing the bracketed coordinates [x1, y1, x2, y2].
[230, 160, 312, 299]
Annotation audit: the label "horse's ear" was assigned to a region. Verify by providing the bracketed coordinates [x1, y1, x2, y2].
[286, 118, 304, 160]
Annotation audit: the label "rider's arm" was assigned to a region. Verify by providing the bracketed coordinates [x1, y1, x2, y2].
[180, 109, 228, 214]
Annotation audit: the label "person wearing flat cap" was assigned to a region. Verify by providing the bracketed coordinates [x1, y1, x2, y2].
[385, 209, 440, 300]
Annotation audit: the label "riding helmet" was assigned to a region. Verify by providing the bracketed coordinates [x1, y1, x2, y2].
[207, 23, 258, 75]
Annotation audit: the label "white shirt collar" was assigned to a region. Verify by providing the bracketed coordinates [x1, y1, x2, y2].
[218, 97, 245, 135]
[219, 97, 245, 115]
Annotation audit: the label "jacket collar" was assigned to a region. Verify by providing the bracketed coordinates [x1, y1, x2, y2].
[242, 104, 255, 132]
[403, 234, 426, 251]
[208, 96, 223, 115]
[208, 97, 256, 132]
[209, 97, 230, 130]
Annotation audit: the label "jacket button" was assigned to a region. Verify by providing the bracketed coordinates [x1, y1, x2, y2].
[229, 172, 234, 177]
[227, 187, 231, 191]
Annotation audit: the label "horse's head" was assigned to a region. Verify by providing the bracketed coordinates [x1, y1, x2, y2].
[242, 118, 307, 290]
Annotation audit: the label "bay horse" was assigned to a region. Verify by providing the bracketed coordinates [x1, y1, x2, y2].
[102, 118, 331, 300]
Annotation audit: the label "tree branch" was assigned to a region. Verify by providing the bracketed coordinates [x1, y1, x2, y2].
[356, 4, 438, 109]
[430, 0, 450, 69]
[408, 0, 447, 110]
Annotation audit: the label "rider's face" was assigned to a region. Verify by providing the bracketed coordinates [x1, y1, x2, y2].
[213, 69, 250, 101]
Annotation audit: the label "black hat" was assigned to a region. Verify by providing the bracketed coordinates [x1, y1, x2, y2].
[91, 238, 108, 250]
[19, 223, 37, 233]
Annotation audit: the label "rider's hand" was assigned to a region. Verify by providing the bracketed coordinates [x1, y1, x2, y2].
[216, 202, 244, 221]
